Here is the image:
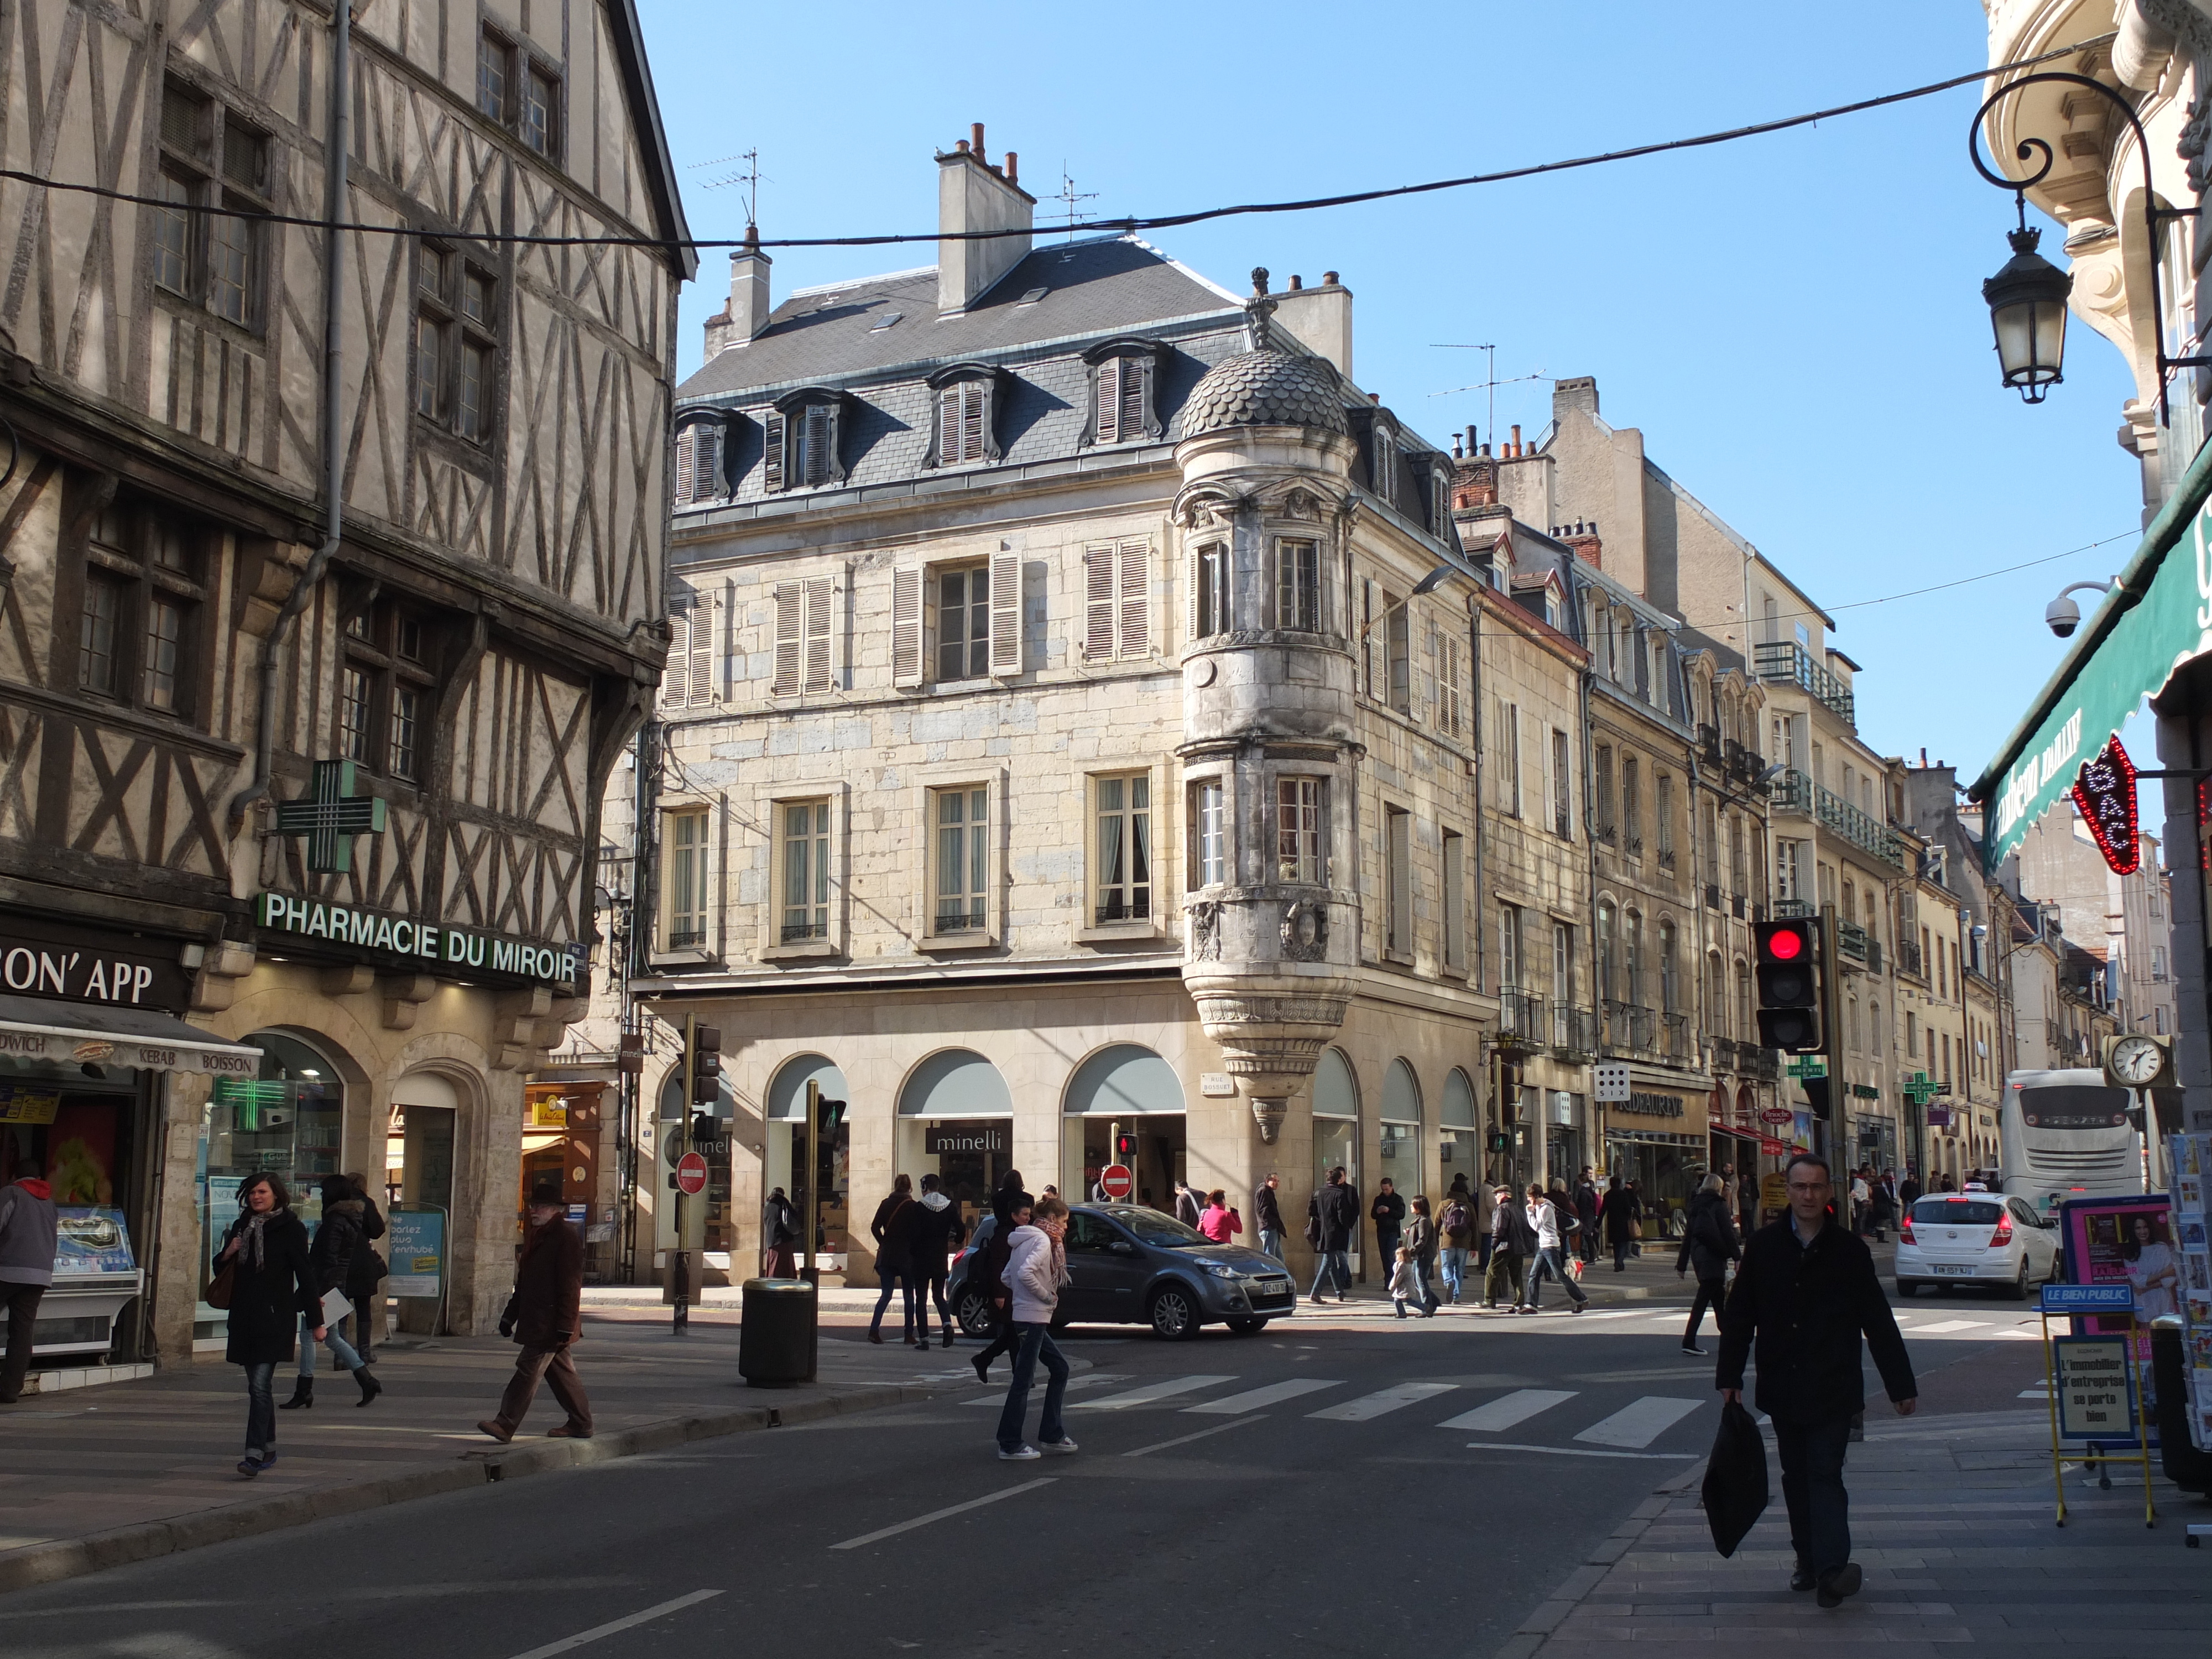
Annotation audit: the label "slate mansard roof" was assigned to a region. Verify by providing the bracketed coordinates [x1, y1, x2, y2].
[677, 236, 1241, 399]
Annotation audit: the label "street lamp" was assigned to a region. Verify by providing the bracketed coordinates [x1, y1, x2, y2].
[1970, 71, 2209, 421]
[1981, 220, 2070, 403]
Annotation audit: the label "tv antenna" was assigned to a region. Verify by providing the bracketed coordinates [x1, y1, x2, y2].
[1430, 343, 1546, 451]
[695, 149, 764, 227]
[1054, 166, 1098, 240]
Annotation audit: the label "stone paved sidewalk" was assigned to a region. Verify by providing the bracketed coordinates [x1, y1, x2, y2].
[1498, 1406, 2212, 1657]
[0, 1308, 959, 1593]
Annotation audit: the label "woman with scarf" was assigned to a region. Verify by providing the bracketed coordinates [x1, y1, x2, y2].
[995, 1193, 1076, 1461]
[216, 1173, 321, 1476]
[279, 1175, 383, 1409]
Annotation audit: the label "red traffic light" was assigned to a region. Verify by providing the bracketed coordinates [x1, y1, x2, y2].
[1768, 928, 1803, 961]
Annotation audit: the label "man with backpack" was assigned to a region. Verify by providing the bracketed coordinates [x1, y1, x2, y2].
[1438, 1176, 1474, 1305]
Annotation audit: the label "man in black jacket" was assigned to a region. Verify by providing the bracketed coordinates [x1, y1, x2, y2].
[1305, 1167, 1358, 1303]
[1253, 1173, 1286, 1262]
[1369, 1179, 1406, 1277]
[1717, 1154, 1916, 1609]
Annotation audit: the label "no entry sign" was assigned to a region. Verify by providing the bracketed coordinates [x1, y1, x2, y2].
[1099, 1163, 1134, 1201]
[675, 1151, 708, 1196]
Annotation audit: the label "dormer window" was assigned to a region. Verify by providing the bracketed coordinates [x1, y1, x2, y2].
[1082, 338, 1164, 446]
[764, 389, 847, 491]
[1370, 424, 1396, 502]
[673, 416, 729, 508]
[927, 364, 1003, 468]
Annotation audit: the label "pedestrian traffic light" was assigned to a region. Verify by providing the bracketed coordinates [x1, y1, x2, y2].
[1753, 918, 1823, 1053]
[1114, 1131, 1138, 1162]
[817, 1094, 846, 1134]
[689, 1024, 722, 1104]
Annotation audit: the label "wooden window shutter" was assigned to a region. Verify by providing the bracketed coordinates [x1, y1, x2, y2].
[1095, 358, 1123, 444]
[802, 576, 834, 692]
[771, 582, 802, 696]
[891, 566, 924, 688]
[687, 593, 719, 706]
[803, 404, 833, 485]
[674, 427, 697, 503]
[1120, 359, 1147, 441]
[1185, 543, 1203, 646]
[1117, 539, 1150, 658]
[1083, 545, 1116, 661]
[763, 412, 785, 491]
[960, 382, 985, 463]
[660, 607, 691, 708]
[987, 549, 1022, 676]
[697, 424, 724, 499]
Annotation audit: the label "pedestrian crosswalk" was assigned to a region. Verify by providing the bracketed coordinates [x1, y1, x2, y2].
[958, 1370, 1714, 1454]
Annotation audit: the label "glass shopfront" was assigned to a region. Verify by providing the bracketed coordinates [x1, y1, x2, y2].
[1063, 1044, 1186, 1213]
[1, 1065, 150, 1358]
[1605, 1128, 1707, 1238]
[1312, 1048, 1361, 1274]
[764, 1053, 849, 1271]
[199, 1031, 346, 1343]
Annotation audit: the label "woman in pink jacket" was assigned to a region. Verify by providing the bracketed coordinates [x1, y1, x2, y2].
[1197, 1190, 1243, 1244]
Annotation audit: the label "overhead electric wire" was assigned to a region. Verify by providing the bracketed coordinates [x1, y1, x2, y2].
[0, 34, 2112, 255]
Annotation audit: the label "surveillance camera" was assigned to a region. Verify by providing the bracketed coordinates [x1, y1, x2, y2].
[2044, 595, 2080, 638]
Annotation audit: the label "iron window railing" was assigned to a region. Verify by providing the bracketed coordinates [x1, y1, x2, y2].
[1754, 639, 1856, 724]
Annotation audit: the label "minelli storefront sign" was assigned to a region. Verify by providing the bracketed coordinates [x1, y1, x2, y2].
[254, 893, 581, 988]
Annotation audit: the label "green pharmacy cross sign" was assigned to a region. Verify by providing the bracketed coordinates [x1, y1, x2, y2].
[1903, 1072, 1939, 1105]
[274, 760, 387, 874]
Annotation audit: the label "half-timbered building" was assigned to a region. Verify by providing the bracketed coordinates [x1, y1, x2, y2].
[0, 0, 688, 1358]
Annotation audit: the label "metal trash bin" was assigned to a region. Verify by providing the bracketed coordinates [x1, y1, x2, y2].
[739, 1277, 817, 1386]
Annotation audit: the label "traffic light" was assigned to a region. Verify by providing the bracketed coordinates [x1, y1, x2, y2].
[1114, 1131, 1138, 1162]
[1498, 1056, 1524, 1117]
[690, 1023, 722, 1104]
[1753, 918, 1823, 1054]
[817, 1094, 846, 1134]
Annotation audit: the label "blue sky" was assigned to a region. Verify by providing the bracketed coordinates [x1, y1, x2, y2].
[638, 0, 2146, 793]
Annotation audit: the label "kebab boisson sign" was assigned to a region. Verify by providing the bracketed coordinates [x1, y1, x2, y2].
[255, 893, 580, 985]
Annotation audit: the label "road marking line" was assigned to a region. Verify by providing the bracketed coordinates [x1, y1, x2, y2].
[962, 1372, 1132, 1404]
[1910, 1319, 1991, 1334]
[1308, 1381, 1458, 1421]
[505, 1590, 724, 1659]
[1463, 1441, 1699, 1460]
[828, 1478, 1056, 1551]
[1068, 1374, 1235, 1410]
[2018, 1388, 2052, 1399]
[1574, 1394, 1704, 1449]
[1183, 1378, 1342, 1415]
[1436, 1389, 1578, 1432]
[1122, 1415, 1269, 1458]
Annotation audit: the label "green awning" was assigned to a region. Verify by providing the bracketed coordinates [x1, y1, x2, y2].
[1973, 434, 2212, 870]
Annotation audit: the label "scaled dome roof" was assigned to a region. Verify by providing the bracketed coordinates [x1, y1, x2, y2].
[1181, 348, 1349, 437]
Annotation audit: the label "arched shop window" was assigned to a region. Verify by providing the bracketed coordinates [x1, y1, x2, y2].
[1063, 1044, 1184, 1212]
[1440, 1068, 1478, 1172]
[200, 1032, 346, 1332]
[1311, 1048, 1360, 1259]
[1380, 1059, 1421, 1175]
[760, 1053, 848, 1267]
[898, 1049, 1012, 1217]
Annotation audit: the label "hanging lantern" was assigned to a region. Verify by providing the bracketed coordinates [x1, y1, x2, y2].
[1983, 226, 2072, 402]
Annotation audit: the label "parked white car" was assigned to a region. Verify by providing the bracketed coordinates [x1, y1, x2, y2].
[1895, 1194, 2061, 1300]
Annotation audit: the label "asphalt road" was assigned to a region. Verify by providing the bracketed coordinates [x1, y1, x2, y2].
[3, 1281, 2047, 1659]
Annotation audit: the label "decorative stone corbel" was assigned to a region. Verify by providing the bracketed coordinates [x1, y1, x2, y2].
[1251, 1096, 1287, 1145]
[493, 985, 557, 1071]
[379, 974, 437, 1031]
[319, 964, 377, 997]
[189, 942, 257, 1013]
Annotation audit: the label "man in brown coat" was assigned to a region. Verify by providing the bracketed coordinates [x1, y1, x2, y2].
[478, 1178, 591, 1442]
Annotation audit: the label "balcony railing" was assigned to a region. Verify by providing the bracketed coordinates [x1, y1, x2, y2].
[1551, 1004, 1599, 1059]
[780, 919, 828, 944]
[1837, 920, 1869, 964]
[1661, 1011, 1691, 1063]
[1499, 988, 1545, 1045]
[665, 927, 708, 950]
[1770, 768, 1813, 815]
[1772, 897, 1814, 919]
[1755, 639, 1856, 726]
[1774, 771, 1906, 868]
[1709, 1034, 1740, 1073]
[1747, 1047, 1781, 1083]
[1896, 939, 1924, 978]
[1603, 999, 1657, 1058]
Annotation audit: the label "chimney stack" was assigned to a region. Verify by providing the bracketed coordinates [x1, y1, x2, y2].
[1271, 268, 1353, 380]
[938, 122, 1035, 316]
[703, 225, 773, 358]
[1562, 520, 1603, 568]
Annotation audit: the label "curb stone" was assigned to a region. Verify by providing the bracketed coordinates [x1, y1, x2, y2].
[0, 1381, 930, 1597]
[1496, 1457, 1708, 1657]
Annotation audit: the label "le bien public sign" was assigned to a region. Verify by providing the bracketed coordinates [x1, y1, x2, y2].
[253, 892, 581, 989]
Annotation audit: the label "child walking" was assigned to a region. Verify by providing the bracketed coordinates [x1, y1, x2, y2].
[1388, 1245, 1430, 1318]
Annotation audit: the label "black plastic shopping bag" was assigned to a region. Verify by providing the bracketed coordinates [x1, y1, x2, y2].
[1701, 1399, 1769, 1557]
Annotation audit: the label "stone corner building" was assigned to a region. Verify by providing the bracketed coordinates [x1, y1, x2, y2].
[0, 0, 690, 1359]
[630, 127, 1725, 1298]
